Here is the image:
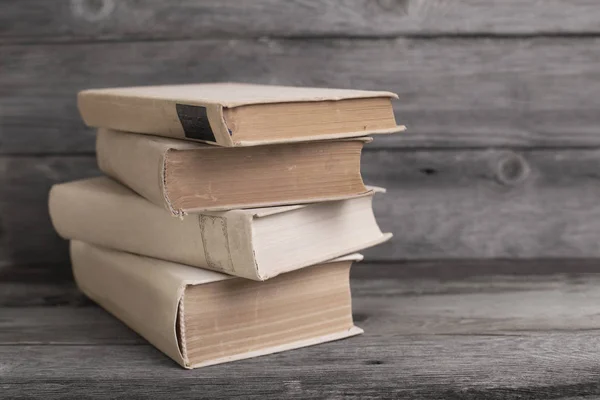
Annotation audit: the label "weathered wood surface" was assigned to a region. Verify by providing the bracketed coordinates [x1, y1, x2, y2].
[3, 265, 600, 399]
[3, 334, 600, 399]
[2, 0, 600, 43]
[6, 259, 600, 307]
[0, 156, 99, 270]
[3, 1, 600, 396]
[0, 281, 81, 308]
[6, 148, 600, 268]
[5, 335, 600, 400]
[6, 270, 600, 342]
[363, 148, 600, 259]
[3, 37, 600, 153]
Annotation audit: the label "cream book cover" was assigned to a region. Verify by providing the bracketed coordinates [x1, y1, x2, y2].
[95, 128, 375, 215]
[78, 83, 405, 147]
[71, 241, 363, 369]
[50, 177, 391, 281]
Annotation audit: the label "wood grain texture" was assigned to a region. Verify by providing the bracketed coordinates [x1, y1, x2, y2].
[0, 156, 100, 269]
[0, 281, 81, 307]
[0, 308, 142, 345]
[361, 148, 600, 259]
[2, 0, 600, 43]
[3, 37, 600, 153]
[5, 260, 600, 306]
[3, 270, 600, 398]
[3, 338, 599, 400]
[6, 148, 600, 268]
[5, 271, 600, 342]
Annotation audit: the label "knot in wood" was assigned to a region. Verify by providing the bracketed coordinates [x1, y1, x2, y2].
[71, 0, 115, 22]
[495, 152, 529, 186]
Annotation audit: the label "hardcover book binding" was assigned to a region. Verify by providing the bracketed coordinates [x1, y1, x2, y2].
[50, 177, 391, 281]
[78, 83, 405, 147]
[71, 240, 363, 369]
[96, 128, 374, 215]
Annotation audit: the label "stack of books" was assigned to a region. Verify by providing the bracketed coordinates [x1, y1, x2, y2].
[49, 83, 404, 369]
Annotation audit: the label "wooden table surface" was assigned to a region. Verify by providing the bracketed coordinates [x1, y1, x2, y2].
[3, 260, 600, 399]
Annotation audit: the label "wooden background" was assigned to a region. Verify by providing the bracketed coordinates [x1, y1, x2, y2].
[2, 0, 600, 275]
[5, 2, 600, 398]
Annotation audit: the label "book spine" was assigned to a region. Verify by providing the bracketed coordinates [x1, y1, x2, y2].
[78, 93, 234, 147]
[70, 240, 188, 367]
[205, 211, 262, 280]
[49, 178, 262, 280]
[96, 128, 173, 213]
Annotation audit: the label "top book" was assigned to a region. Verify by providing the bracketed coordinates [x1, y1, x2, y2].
[78, 83, 405, 147]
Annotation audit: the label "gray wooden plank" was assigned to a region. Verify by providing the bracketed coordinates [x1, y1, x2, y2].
[361, 148, 600, 259]
[0, 307, 143, 345]
[2, 0, 600, 43]
[5, 260, 600, 307]
[0, 156, 100, 269]
[0, 281, 82, 307]
[8, 148, 600, 268]
[3, 37, 600, 153]
[352, 274, 600, 335]
[5, 271, 600, 397]
[5, 271, 600, 344]
[351, 259, 600, 280]
[2, 334, 600, 399]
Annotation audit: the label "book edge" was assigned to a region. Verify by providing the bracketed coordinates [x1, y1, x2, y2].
[185, 326, 363, 369]
[180, 190, 374, 214]
[234, 125, 405, 147]
[247, 187, 385, 218]
[78, 84, 399, 107]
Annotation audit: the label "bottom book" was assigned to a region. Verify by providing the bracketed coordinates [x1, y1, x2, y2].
[71, 241, 363, 369]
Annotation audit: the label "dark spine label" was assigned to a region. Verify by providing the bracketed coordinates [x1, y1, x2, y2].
[175, 104, 217, 143]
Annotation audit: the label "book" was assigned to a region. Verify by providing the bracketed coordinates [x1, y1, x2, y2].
[78, 83, 405, 147]
[49, 177, 391, 281]
[71, 240, 363, 369]
[96, 128, 374, 215]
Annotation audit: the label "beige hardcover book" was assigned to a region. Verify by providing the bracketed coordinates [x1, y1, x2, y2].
[96, 128, 374, 215]
[78, 83, 405, 147]
[71, 241, 363, 369]
[50, 177, 391, 281]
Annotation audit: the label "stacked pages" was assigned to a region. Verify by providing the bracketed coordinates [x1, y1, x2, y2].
[50, 83, 404, 368]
